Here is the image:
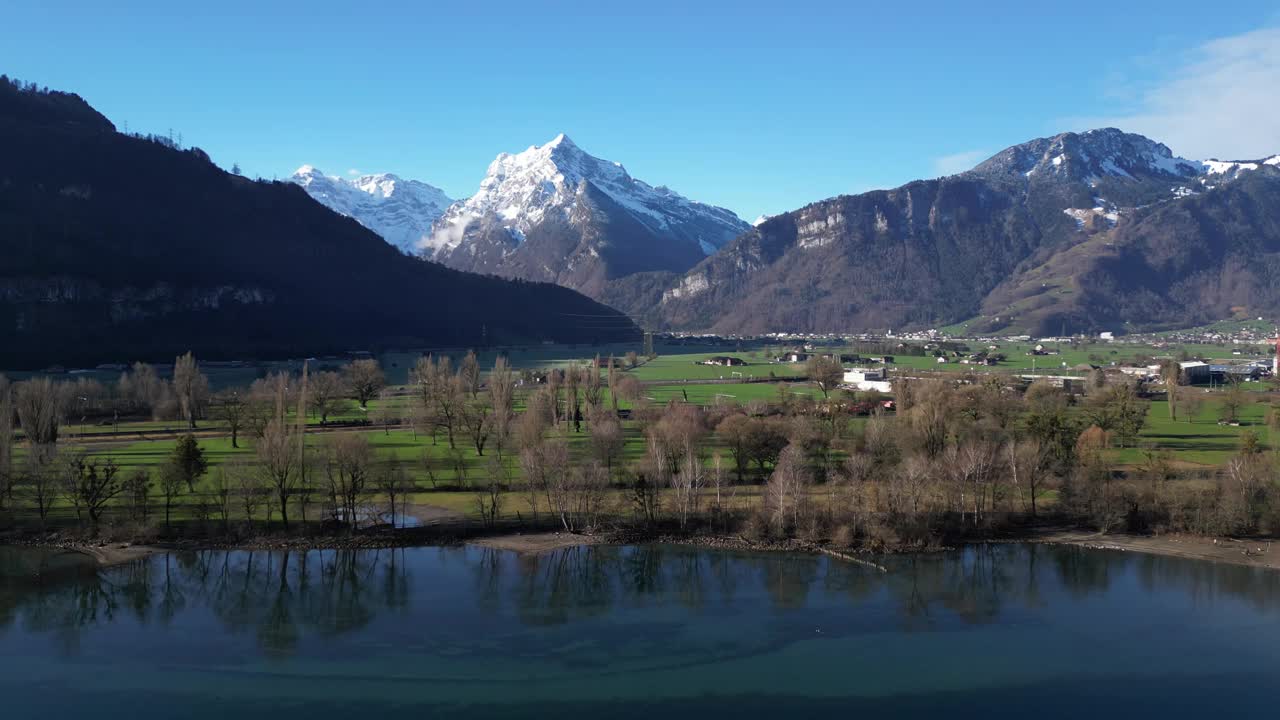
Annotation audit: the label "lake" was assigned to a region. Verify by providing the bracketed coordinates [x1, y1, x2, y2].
[2, 543, 1278, 718]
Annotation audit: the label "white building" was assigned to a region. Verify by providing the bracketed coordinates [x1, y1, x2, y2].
[843, 367, 893, 393]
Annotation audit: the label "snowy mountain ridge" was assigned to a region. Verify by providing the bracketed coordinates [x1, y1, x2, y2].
[290, 166, 453, 254]
[970, 128, 1279, 188]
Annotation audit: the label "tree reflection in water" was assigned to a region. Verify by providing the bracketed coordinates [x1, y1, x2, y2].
[3, 543, 1279, 660]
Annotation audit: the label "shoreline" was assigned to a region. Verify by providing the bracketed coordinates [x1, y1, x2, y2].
[8, 526, 1277, 571]
[1012, 528, 1279, 570]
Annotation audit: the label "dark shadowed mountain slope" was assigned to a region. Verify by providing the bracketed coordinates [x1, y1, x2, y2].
[0, 78, 637, 368]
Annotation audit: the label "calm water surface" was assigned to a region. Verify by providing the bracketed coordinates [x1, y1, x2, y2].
[2, 543, 1278, 718]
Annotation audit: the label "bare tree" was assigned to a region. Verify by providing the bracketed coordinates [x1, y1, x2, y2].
[717, 413, 752, 483]
[476, 453, 507, 527]
[413, 356, 463, 448]
[519, 437, 568, 524]
[905, 380, 953, 458]
[1218, 378, 1247, 424]
[539, 444, 598, 531]
[946, 439, 1004, 526]
[1160, 360, 1182, 421]
[487, 356, 517, 458]
[375, 458, 412, 528]
[546, 369, 562, 426]
[60, 453, 123, 528]
[14, 377, 66, 450]
[210, 388, 249, 448]
[461, 391, 492, 455]
[23, 449, 60, 527]
[122, 468, 152, 522]
[245, 372, 293, 439]
[236, 462, 270, 524]
[607, 357, 620, 414]
[615, 375, 642, 404]
[371, 388, 398, 435]
[209, 466, 234, 531]
[323, 433, 373, 528]
[172, 351, 209, 429]
[1180, 387, 1204, 424]
[671, 447, 706, 529]
[588, 406, 624, 473]
[343, 358, 385, 410]
[125, 362, 174, 420]
[583, 358, 603, 413]
[157, 458, 186, 530]
[460, 350, 481, 398]
[765, 444, 809, 532]
[308, 371, 346, 424]
[257, 383, 301, 529]
[805, 355, 844, 399]
[566, 366, 582, 432]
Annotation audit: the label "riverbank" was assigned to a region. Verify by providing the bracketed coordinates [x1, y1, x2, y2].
[6, 524, 1278, 571]
[1017, 528, 1279, 570]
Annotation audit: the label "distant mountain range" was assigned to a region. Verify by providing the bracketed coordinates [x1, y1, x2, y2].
[644, 129, 1280, 336]
[0, 77, 637, 368]
[295, 134, 748, 300]
[296, 127, 1280, 337]
[11, 73, 1277, 352]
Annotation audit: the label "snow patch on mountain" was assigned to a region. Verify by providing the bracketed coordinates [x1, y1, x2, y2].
[973, 128, 1202, 183]
[1198, 154, 1280, 179]
[291, 166, 453, 254]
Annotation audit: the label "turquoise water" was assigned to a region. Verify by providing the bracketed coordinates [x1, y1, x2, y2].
[2, 543, 1279, 718]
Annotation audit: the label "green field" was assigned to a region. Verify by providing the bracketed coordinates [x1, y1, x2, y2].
[627, 352, 803, 382]
[1113, 395, 1277, 467]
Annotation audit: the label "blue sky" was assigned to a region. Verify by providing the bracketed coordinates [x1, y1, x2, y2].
[4, 1, 1280, 219]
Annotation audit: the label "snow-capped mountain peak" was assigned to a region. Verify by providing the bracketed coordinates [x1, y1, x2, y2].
[290, 166, 453, 254]
[420, 134, 749, 299]
[429, 134, 747, 257]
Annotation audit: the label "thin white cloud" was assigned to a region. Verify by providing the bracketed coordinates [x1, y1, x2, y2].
[346, 168, 362, 176]
[1070, 27, 1280, 160]
[932, 150, 989, 177]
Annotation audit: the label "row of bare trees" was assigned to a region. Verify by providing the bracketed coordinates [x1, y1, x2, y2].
[5, 350, 1280, 546]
